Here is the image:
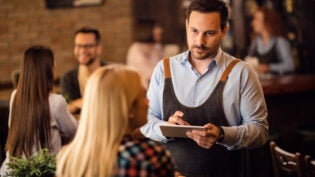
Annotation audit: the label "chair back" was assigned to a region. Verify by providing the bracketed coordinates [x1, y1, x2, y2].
[305, 155, 315, 177]
[269, 141, 306, 177]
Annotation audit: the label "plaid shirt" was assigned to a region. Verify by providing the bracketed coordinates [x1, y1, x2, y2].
[113, 135, 174, 177]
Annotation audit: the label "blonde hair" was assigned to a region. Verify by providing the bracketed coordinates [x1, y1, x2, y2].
[56, 64, 142, 177]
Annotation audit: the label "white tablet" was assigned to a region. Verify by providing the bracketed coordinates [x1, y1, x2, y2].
[159, 124, 207, 138]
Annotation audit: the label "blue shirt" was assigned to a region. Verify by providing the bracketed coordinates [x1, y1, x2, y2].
[140, 49, 269, 150]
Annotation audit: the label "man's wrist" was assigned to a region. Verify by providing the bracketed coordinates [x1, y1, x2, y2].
[217, 126, 225, 143]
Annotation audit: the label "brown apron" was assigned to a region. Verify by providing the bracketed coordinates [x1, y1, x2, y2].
[162, 58, 242, 177]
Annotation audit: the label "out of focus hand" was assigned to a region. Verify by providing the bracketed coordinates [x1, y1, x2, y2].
[257, 63, 270, 74]
[167, 111, 189, 125]
[186, 123, 220, 149]
[67, 98, 82, 114]
[175, 171, 186, 177]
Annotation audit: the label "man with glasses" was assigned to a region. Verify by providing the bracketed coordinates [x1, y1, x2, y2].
[61, 27, 106, 114]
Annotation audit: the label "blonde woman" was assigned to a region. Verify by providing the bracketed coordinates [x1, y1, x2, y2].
[56, 65, 174, 177]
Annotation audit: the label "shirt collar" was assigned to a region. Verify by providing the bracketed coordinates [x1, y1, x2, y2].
[180, 48, 224, 69]
[179, 50, 190, 64]
[214, 48, 223, 68]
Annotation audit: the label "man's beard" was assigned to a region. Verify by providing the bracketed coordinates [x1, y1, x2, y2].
[191, 45, 213, 60]
[85, 57, 96, 66]
[190, 38, 221, 60]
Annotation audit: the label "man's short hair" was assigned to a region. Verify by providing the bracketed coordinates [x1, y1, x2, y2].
[186, 0, 229, 30]
[74, 26, 101, 44]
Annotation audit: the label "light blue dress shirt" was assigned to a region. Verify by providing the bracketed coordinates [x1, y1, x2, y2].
[140, 49, 269, 150]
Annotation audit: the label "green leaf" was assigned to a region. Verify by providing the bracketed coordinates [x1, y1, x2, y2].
[4, 148, 56, 177]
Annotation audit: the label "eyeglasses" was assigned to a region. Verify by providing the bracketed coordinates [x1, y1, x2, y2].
[74, 44, 98, 49]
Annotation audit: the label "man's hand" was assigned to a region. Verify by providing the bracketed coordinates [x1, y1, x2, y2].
[167, 111, 189, 125]
[186, 123, 220, 149]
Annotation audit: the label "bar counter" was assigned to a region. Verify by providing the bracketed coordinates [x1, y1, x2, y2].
[260, 74, 315, 95]
[260, 74, 315, 136]
[248, 74, 315, 177]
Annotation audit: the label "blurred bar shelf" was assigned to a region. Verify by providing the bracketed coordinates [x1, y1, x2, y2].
[261, 74, 315, 95]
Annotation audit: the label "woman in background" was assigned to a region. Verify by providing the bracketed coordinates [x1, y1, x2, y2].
[56, 65, 174, 177]
[126, 19, 165, 90]
[0, 45, 77, 175]
[247, 6, 295, 75]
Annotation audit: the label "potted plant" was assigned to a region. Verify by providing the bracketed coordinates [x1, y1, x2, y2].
[4, 148, 56, 177]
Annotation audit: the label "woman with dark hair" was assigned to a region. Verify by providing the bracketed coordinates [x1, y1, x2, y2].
[0, 45, 77, 175]
[247, 7, 295, 75]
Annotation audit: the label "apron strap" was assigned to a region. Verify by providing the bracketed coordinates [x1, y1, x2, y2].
[163, 58, 240, 81]
[163, 58, 171, 78]
[220, 59, 241, 82]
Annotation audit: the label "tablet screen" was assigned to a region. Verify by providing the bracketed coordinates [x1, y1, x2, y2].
[159, 124, 207, 138]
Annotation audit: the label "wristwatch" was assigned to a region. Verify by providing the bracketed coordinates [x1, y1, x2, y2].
[217, 126, 225, 143]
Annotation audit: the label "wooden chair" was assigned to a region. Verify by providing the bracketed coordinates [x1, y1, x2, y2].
[299, 124, 315, 157]
[269, 141, 306, 177]
[305, 155, 315, 177]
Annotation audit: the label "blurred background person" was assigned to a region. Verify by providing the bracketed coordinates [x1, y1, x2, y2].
[246, 6, 295, 76]
[220, 0, 235, 55]
[56, 65, 174, 177]
[126, 19, 165, 90]
[0, 45, 77, 175]
[61, 26, 106, 114]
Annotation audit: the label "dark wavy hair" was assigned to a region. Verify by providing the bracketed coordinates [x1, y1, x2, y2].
[5, 45, 54, 158]
[133, 19, 157, 43]
[186, 0, 229, 30]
